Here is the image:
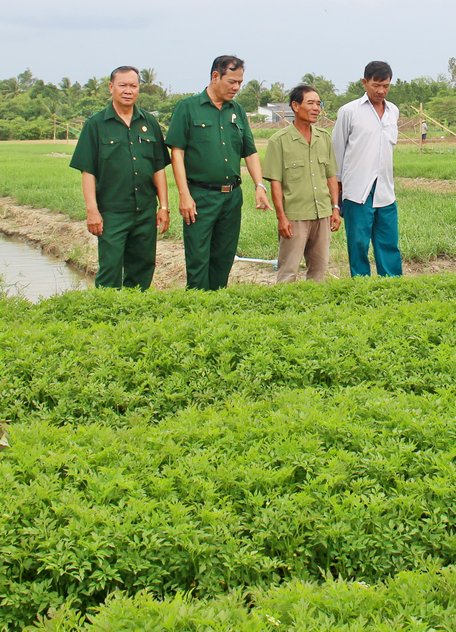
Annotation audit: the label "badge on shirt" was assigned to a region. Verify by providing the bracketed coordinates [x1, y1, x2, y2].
[142, 125, 148, 132]
[231, 114, 237, 123]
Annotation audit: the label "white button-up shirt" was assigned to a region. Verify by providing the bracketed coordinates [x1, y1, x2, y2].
[332, 93, 399, 207]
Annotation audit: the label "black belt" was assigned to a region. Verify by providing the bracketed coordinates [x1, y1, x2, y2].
[188, 178, 241, 193]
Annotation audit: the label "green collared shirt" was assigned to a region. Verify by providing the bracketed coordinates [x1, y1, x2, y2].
[70, 102, 170, 213]
[263, 124, 337, 220]
[165, 89, 257, 184]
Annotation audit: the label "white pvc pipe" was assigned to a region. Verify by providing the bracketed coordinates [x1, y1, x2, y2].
[235, 256, 278, 265]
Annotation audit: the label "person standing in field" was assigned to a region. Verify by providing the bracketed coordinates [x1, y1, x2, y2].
[263, 85, 341, 282]
[70, 66, 170, 290]
[421, 120, 428, 142]
[332, 61, 402, 277]
[165, 55, 271, 291]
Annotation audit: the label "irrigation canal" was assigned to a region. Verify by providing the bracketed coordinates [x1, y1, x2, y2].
[0, 233, 92, 302]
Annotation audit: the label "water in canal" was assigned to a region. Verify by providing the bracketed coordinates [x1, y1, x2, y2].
[0, 234, 92, 302]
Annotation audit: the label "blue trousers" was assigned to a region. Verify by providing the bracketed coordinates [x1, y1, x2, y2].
[342, 187, 402, 277]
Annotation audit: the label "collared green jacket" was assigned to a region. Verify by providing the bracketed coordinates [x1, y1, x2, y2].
[165, 89, 257, 184]
[263, 124, 337, 220]
[70, 102, 170, 213]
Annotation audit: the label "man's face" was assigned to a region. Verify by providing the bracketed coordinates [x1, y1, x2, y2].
[292, 91, 322, 124]
[109, 70, 140, 109]
[362, 76, 391, 105]
[211, 67, 244, 102]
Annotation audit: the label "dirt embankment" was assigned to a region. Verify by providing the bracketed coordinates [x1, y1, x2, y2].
[1, 188, 455, 288]
[0, 198, 279, 289]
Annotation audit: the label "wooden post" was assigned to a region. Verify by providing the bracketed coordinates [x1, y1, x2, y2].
[410, 105, 456, 138]
[66, 123, 69, 143]
[53, 115, 57, 142]
[419, 103, 423, 152]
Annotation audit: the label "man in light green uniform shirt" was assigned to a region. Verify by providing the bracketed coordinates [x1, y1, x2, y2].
[263, 85, 341, 282]
[166, 55, 271, 291]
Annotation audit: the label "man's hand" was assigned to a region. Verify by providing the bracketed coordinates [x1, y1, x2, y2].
[330, 209, 341, 232]
[179, 192, 197, 225]
[255, 186, 272, 211]
[278, 215, 293, 239]
[157, 209, 170, 234]
[86, 208, 103, 236]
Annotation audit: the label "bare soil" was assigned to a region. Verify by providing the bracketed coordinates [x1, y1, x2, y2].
[396, 177, 456, 194]
[0, 197, 279, 289]
[1, 184, 455, 290]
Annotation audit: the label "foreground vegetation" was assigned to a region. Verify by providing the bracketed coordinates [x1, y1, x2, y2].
[1, 275, 455, 629]
[1, 142, 455, 264]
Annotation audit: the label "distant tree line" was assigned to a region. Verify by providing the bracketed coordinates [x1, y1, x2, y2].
[1, 61, 456, 140]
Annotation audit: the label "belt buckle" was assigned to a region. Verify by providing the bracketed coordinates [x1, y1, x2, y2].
[220, 184, 232, 193]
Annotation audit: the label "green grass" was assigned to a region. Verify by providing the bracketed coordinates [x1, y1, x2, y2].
[0, 142, 455, 263]
[0, 275, 455, 630]
[394, 142, 456, 180]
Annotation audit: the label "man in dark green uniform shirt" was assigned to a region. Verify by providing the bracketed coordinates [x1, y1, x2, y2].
[70, 65, 170, 290]
[166, 55, 271, 291]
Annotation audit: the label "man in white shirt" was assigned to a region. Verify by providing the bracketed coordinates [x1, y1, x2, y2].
[332, 61, 402, 277]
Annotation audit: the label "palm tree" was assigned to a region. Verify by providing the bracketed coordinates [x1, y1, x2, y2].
[140, 68, 156, 88]
[84, 77, 101, 97]
[1, 77, 21, 99]
[59, 77, 72, 92]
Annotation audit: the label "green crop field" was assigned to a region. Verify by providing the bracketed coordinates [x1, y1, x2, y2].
[1, 275, 456, 630]
[0, 141, 455, 262]
[1, 139, 456, 629]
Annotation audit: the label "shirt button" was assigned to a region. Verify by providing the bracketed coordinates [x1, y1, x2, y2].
[225, 176, 229, 180]
[133, 157, 136, 160]
[222, 142, 225, 145]
[110, 140, 114, 144]
[314, 186, 317, 190]
[135, 187, 138, 191]
[130, 141, 133, 145]
[220, 126, 224, 130]
[202, 124, 206, 128]
[224, 158, 228, 162]
[135, 172, 138, 175]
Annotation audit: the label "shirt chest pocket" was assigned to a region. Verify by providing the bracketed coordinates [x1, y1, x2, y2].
[229, 121, 244, 149]
[192, 120, 213, 142]
[382, 122, 398, 145]
[284, 160, 305, 181]
[138, 133, 157, 158]
[100, 136, 121, 159]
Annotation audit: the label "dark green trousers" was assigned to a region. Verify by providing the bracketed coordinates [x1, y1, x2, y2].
[184, 186, 242, 290]
[96, 207, 157, 291]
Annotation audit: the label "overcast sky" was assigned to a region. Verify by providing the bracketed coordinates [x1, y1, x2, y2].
[1, 0, 455, 94]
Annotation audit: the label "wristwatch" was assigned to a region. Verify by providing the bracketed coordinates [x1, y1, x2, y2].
[332, 204, 340, 210]
[255, 183, 267, 192]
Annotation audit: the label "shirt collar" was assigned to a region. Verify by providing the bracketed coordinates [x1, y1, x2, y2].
[104, 102, 144, 122]
[361, 92, 393, 111]
[199, 88, 234, 109]
[289, 123, 321, 144]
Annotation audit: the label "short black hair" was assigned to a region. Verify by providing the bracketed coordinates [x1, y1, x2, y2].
[364, 61, 393, 81]
[288, 84, 320, 107]
[210, 55, 244, 78]
[110, 66, 140, 82]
